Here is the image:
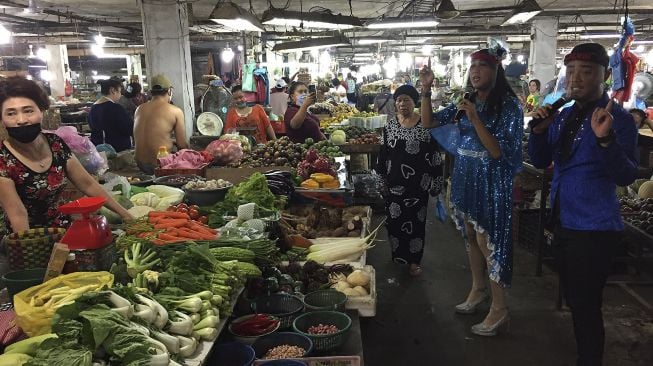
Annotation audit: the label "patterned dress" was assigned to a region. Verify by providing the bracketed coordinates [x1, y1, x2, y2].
[377, 117, 443, 265]
[0, 133, 72, 236]
[434, 96, 523, 287]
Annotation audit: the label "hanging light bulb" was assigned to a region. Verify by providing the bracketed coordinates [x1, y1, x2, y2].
[222, 46, 235, 63]
[91, 44, 104, 57]
[36, 47, 49, 61]
[95, 33, 106, 46]
[517, 54, 525, 63]
[399, 52, 413, 71]
[383, 53, 398, 79]
[422, 45, 433, 56]
[28, 44, 36, 58]
[0, 24, 11, 45]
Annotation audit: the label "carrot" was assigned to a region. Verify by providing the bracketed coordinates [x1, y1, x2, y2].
[137, 232, 157, 239]
[171, 228, 204, 240]
[154, 219, 189, 229]
[183, 227, 217, 240]
[188, 223, 218, 236]
[149, 211, 190, 220]
[157, 233, 186, 242]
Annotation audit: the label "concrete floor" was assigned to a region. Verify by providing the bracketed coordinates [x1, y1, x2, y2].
[360, 211, 653, 366]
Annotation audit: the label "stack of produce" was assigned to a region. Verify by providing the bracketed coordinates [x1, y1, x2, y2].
[308, 102, 335, 115]
[119, 209, 217, 245]
[329, 268, 371, 297]
[620, 197, 653, 234]
[305, 220, 383, 264]
[125, 185, 185, 218]
[203, 172, 285, 227]
[239, 136, 306, 168]
[307, 140, 344, 159]
[349, 133, 380, 144]
[263, 170, 295, 198]
[282, 205, 369, 239]
[247, 261, 353, 296]
[297, 149, 337, 182]
[319, 104, 358, 128]
[219, 133, 252, 153]
[300, 173, 340, 190]
[328, 126, 376, 140]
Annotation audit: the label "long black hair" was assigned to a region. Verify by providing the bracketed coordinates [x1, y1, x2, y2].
[467, 49, 516, 118]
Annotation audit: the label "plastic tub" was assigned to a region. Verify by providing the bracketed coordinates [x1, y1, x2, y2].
[2, 268, 46, 300]
[184, 186, 230, 206]
[212, 342, 256, 366]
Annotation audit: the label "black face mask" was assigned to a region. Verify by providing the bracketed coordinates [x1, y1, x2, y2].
[7, 123, 42, 143]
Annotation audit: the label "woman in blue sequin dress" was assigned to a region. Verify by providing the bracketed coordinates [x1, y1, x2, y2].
[421, 48, 523, 336]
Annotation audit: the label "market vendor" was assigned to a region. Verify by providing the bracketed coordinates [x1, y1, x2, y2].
[133, 74, 188, 174]
[0, 77, 133, 235]
[88, 78, 134, 152]
[529, 43, 638, 366]
[284, 82, 326, 143]
[224, 85, 276, 144]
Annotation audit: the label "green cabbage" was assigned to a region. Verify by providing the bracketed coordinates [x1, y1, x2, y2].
[129, 192, 160, 208]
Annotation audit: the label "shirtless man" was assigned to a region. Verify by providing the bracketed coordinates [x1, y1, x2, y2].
[133, 74, 188, 174]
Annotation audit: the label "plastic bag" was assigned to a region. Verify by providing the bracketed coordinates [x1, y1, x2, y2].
[206, 140, 243, 166]
[434, 194, 448, 222]
[101, 172, 131, 196]
[14, 271, 114, 336]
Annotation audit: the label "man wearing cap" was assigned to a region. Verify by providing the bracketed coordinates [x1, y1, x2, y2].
[133, 74, 188, 174]
[529, 43, 638, 366]
[269, 78, 289, 118]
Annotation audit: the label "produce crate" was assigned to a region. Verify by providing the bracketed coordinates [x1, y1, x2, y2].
[154, 163, 209, 178]
[253, 356, 361, 366]
[344, 264, 376, 317]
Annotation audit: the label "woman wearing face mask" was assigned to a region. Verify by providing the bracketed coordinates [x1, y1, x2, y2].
[0, 77, 133, 237]
[376, 84, 443, 277]
[284, 82, 326, 143]
[422, 47, 523, 336]
[88, 78, 134, 152]
[224, 85, 276, 144]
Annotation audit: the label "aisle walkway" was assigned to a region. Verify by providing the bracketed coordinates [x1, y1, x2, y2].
[360, 211, 653, 366]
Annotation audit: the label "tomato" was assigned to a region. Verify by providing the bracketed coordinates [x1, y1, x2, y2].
[189, 209, 199, 220]
[199, 216, 208, 224]
[176, 207, 188, 214]
[177, 203, 188, 210]
[189, 205, 200, 211]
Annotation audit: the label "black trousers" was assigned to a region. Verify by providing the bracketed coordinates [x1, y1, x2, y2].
[553, 226, 620, 366]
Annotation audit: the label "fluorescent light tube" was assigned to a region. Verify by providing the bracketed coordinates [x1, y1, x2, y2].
[501, 0, 542, 26]
[366, 18, 438, 29]
[210, 2, 265, 32]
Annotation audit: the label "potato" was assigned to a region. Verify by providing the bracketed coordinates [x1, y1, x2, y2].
[333, 227, 347, 237]
[348, 230, 361, 238]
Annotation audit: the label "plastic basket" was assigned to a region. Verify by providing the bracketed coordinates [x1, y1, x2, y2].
[292, 311, 352, 352]
[4, 228, 66, 271]
[302, 290, 347, 312]
[254, 357, 361, 366]
[252, 332, 313, 360]
[251, 294, 304, 329]
[212, 342, 256, 366]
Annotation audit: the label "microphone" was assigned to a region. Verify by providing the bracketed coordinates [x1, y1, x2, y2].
[454, 91, 473, 122]
[530, 96, 569, 127]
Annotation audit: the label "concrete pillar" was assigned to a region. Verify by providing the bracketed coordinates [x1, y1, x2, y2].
[126, 54, 144, 85]
[139, 0, 194, 142]
[529, 17, 558, 85]
[45, 44, 68, 99]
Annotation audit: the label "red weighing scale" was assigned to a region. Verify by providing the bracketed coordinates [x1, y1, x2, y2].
[58, 196, 113, 250]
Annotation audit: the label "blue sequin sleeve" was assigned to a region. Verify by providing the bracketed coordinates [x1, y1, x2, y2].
[434, 103, 457, 126]
[495, 98, 524, 175]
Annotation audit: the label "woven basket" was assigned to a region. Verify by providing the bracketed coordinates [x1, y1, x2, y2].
[302, 290, 347, 312]
[292, 311, 352, 352]
[4, 228, 66, 270]
[251, 294, 304, 329]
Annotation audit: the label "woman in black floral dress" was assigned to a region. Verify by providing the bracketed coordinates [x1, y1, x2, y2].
[0, 77, 133, 236]
[377, 85, 443, 276]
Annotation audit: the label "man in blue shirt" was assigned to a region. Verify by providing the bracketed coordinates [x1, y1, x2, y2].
[529, 43, 638, 366]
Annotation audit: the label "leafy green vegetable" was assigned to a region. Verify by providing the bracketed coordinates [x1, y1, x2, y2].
[24, 337, 92, 366]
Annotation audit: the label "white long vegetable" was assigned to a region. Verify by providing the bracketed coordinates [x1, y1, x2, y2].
[306, 243, 372, 263]
[308, 240, 366, 253]
[168, 311, 193, 336]
[135, 304, 157, 324]
[177, 335, 198, 358]
[152, 330, 180, 354]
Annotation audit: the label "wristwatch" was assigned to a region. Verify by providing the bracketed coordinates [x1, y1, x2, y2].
[596, 129, 616, 146]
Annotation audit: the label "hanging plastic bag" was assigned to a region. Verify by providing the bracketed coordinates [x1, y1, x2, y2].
[13, 271, 114, 336]
[434, 194, 448, 222]
[205, 139, 244, 166]
[101, 172, 131, 196]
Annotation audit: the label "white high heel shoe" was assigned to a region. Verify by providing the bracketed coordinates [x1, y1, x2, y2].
[454, 288, 489, 314]
[471, 308, 510, 336]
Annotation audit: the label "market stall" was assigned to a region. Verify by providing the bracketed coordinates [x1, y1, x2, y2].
[0, 134, 377, 366]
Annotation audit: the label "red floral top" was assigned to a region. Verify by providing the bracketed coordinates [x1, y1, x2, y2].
[0, 133, 72, 235]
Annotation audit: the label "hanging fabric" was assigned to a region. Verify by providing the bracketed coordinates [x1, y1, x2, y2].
[242, 62, 257, 92]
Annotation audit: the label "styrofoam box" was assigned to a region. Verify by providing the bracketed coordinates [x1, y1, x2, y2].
[345, 264, 376, 317]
